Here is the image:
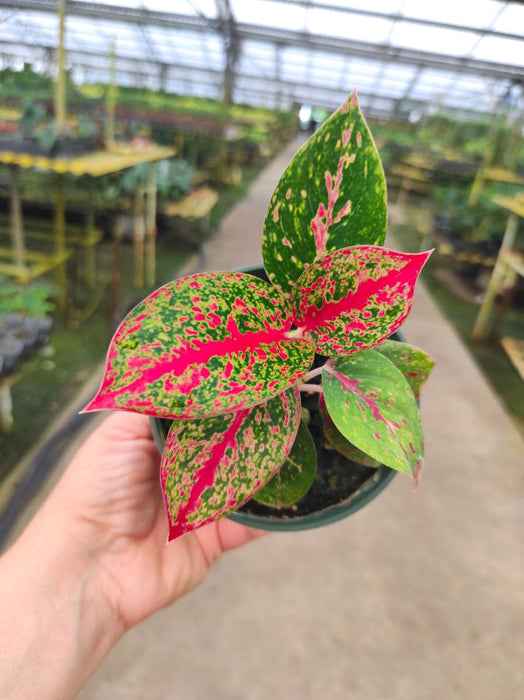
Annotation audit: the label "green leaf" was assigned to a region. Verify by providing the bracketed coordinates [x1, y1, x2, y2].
[84, 272, 314, 419]
[318, 394, 380, 467]
[292, 246, 431, 356]
[263, 91, 387, 293]
[322, 350, 424, 479]
[253, 421, 317, 508]
[375, 340, 435, 398]
[161, 386, 301, 540]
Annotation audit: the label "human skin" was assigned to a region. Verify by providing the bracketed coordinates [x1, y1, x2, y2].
[0, 412, 265, 699]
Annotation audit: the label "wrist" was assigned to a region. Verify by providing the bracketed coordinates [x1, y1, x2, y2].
[0, 503, 124, 699]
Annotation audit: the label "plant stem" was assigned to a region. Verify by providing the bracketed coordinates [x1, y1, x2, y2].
[299, 383, 323, 395]
[301, 366, 323, 383]
[285, 327, 304, 340]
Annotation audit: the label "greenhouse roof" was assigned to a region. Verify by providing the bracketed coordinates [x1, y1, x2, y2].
[1, 0, 523, 120]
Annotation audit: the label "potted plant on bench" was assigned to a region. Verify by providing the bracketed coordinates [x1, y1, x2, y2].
[84, 91, 434, 540]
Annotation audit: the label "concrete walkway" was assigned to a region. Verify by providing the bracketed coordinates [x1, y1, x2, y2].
[17, 141, 524, 700]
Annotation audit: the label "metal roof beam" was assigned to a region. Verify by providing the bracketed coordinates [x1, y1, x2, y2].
[0, 41, 494, 121]
[258, 0, 524, 42]
[215, 0, 239, 105]
[6, 0, 523, 82]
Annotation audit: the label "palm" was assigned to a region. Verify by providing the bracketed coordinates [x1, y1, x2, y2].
[52, 413, 263, 630]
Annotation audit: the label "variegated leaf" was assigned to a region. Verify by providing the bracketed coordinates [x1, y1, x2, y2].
[84, 272, 314, 419]
[322, 350, 423, 479]
[375, 340, 435, 398]
[318, 394, 380, 467]
[253, 421, 317, 508]
[292, 246, 431, 356]
[161, 386, 301, 540]
[263, 91, 387, 293]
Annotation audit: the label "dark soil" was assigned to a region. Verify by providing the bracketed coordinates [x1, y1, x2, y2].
[238, 389, 377, 520]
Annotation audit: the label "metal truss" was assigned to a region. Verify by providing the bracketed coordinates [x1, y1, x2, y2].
[2, 0, 523, 117]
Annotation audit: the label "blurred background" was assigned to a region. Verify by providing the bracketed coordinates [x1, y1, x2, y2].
[0, 2, 523, 698]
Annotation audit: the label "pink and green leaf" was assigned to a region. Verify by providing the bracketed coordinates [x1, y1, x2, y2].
[322, 350, 424, 479]
[161, 386, 301, 540]
[84, 272, 314, 419]
[253, 421, 317, 508]
[375, 340, 435, 398]
[292, 246, 432, 356]
[318, 394, 380, 467]
[262, 91, 387, 293]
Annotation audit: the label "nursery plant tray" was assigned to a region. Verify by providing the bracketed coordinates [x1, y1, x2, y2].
[162, 186, 218, 220]
[0, 146, 175, 177]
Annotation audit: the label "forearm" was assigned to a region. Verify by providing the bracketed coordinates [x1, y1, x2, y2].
[0, 502, 123, 699]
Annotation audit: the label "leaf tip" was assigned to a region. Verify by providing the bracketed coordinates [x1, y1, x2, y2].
[412, 461, 422, 490]
[81, 389, 118, 414]
[166, 524, 183, 543]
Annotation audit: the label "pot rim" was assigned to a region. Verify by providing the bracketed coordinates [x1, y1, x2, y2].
[149, 415, 395, 533]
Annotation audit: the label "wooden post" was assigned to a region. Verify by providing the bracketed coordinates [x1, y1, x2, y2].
[111, 225, 123, 325]
[9, 165, 27, 274]
[85, 176, 96, 289]
[54, 172, 67, 300]
[55, 0, 66, 133]
[0, 380, 14, 432]
[145, 162, 157, 287]
[472, 213, 518, 341]
[105, 40, 116, 149]
[133, 188, 145, 288]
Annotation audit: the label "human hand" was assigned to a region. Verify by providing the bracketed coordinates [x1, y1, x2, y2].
[0, 412, 265, 700]
[51, 411, 266, 630]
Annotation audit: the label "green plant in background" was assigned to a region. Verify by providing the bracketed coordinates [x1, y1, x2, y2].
[98, 158, 195, 208]
[83, 91, 434, 541]
[120, 159, 195, 200]
[434, 182, 521, 244]
[0, 278, 57, 317]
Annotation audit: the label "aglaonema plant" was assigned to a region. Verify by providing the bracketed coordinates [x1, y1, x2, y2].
[84, 91, 434, 541]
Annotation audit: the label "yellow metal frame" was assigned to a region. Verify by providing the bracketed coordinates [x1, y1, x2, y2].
[0, 146, 175, 177]
[0, 145, 175, 292]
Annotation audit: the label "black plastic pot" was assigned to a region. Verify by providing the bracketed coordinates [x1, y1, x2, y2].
[149, 264, 400, 534]
[0, 135, 97, 157]
[0, 314, 54, 376]
[150, 416, 395, 533]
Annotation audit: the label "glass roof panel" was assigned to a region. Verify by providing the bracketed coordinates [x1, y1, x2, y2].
[306, 8, 394, 43]
[400, 0, 502, 30]
[472, 36, 524, 65]
[312, 0, 403, 12]
[492, 3, 524, 36]
[377, 64, 418, 84]
[143, 0, 217, 17]
[0, 0, 522, 121]
[231, 0, 307, 31]
[389, 22, 478, 56]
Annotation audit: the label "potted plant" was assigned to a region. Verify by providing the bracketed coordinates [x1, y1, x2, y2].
[84, 91, 434, 541]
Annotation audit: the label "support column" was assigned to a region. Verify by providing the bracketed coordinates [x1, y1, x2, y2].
[145, 163, 157, 287]
[9, 165, 27, 275]
[472, 212, 518, 341]
[133, 188, 145, 288]
[105, 40, 116, 149]
[55, 0, 66, 133]
[54, 172, 67, 300]
[85, 176, 97, 289]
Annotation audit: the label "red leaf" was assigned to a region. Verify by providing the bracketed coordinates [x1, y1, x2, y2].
[292, 246, 432, 355]
[161, 386, 301, 539]
[83, 272, 314, 419]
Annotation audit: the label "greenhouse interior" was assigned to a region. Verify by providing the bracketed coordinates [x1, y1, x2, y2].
[0, 1, 523, 698]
